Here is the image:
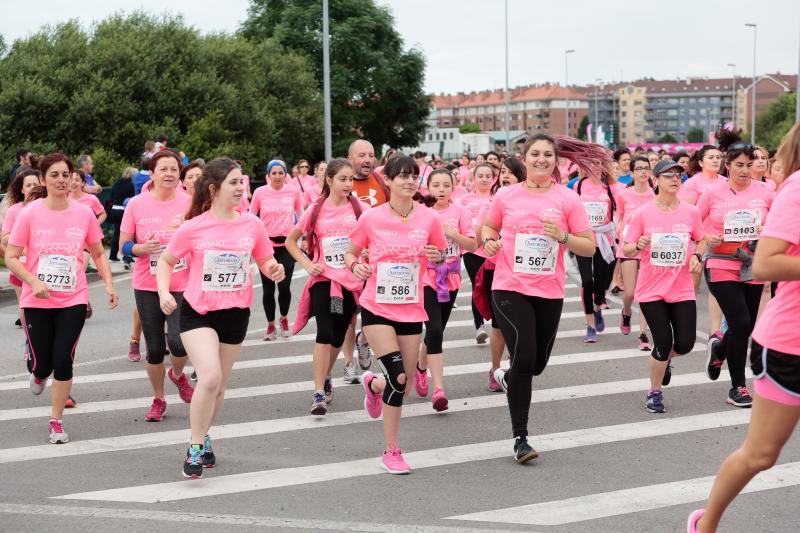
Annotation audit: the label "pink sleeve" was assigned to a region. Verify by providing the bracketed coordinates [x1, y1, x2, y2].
[566, 193, 592, 233]
[485, 194, 504, 227]
[1, 208, 16, 234]
[294, 191, 303, 215]
[616, 192, 626, 221]
[761, 184, 800, 244]
[429, 216, 448, 250]
[252, 223, 275, 261]
[295, 207, 313, 233]
[166, 223, 191, 259]
[85, 214, 104, 245]
[91, 196, 105, 216]
[624, 210, 644, 244]
[679, 180, 697, 203]
[691, 208, 705, 242]
[249, 188, 261, 215]
[349, 213, 369, 249]
[120, 202, 135, 234]
[694, 189, 711, 220]
[459, 206, 476, 238]
[8, 209, 30, 248]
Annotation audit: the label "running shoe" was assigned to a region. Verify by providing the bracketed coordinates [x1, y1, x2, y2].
[414, 365, 429, 398]
[475, 325, 488, 344]
[662, 364, 672, 387]
[487, 369, 502, 392]
[29, 374, 45, 395]
[583, 326, 598, 343]
[514, 437, 539, 464]
[645, 390, 666, 413]
[310, 392, 327, 416]
[362, 371, 382, 418]
[356, 330, 373, 370]
[610, 284, 623, 295]
[169, 367, 195, 403]
[638, 333, 651, 351]
[343, 361, 360, 384]
[263, 324, 277, 341]
[452, 301, 459, 309]
[123, 262, 131, 271]
[600, 301, 610, 310]
[145, 397, 167, 422]
[202, 434, 216, 468]
[183, 445, 204, 478]
[381, 448, 411, 475]
[14, 318, 22, 328]
[48, 419, 69, 444]
[323, 376, 333, 404]
[85, 301, 93, 319]
[64, 395, 77, 408]
[190, 371, 197, 382]
[687, 509, 705, 533]
[493, 368, 508, 394]
[593, 310, 605, 332]
[727, 386, 753, 408]
[109, 258, 120, 263]
[128, 339, 141, 362]
[620, 313, 632, 335]
[432, 388, 448, 412]
[279, 317, 291, 339]
[705, 333, 725, 381]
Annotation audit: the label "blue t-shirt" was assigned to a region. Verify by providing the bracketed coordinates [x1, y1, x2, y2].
[133, 170, 151, 195]
[84, 172, 96, 186]
[616, 174, 633, 185]
[567, 177, 579, 190]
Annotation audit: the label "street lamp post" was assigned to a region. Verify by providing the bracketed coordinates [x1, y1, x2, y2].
[727, 63, 736, 127]
[322, 0, 332, 160]
[564, 49, 575, 136]
[594, 78, 601, 143]
[504, 0, 510, 153]
[745, 23, 757, 144]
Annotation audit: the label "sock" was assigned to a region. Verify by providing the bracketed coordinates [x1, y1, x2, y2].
[417, 363, 426, 372]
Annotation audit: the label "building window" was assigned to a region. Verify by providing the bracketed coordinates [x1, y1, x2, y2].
[634, 100, 642, 105]
[698, 97, 707, 104]
[443, 121, 450, 125]
[449, 132, 454, 140]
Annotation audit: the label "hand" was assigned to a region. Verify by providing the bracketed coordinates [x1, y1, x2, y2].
[31, 278, 50, 299]
[542, 219, 565, 242]
[352, 263, 372, 281]
[707, 234, 723, 247]
[689, 254, 702, 274]
[267, 261, 286, 282]
[304, 261, 324, 276]
[159, 292, 177, 315]
[424, 244, 443, 262]
[139, 238, 162, 256]
[443, 224, 457, 239]
[484, 238, 501, 257]
[105, 283, 119, 309]
[636, 235, 651, 251]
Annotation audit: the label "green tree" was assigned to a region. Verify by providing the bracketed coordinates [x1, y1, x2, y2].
[240, 0, 431, 155]
[657, 133, 678, 143]
[577, 115, 589, 141]
[755, 93, 797, 149]
[459, 123, 481, 134]
[686, 127, 705, 143]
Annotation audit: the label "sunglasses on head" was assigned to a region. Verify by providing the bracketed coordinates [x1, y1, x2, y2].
[728, 143, 754, 151]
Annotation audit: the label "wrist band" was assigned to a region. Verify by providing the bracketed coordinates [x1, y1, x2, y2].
[558, 232, 569, 245]
[694, 253, 703, 262]
[350, 262, 358, 273]
[122, 241, 135, 257]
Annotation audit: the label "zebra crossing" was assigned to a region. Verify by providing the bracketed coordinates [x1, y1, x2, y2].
[0, 264, 798, 532]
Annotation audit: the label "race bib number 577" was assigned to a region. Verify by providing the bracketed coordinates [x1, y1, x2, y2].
[201, 251, 250, 292]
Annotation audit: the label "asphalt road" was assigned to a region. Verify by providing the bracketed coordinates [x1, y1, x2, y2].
[0, 259, 797, 533]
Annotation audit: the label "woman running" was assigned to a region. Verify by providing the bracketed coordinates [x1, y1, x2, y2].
[688, 123, 800, 533]
[180, 160, 204, 196]
[286, 158, 369, 415]
[157, 157, 285, 478]
[5, 153, 118, 444]
[302, 161, 327, 209]
[120, 150, 195, 422]
[484, 134, 598, 463]
[69, 170, 106, 224]
[616, 156, 654, 350]
[750, 145, 776, 190]
[697, 129, 775, 408]
[623, 159, 707, 413]
[414, 168, 476, 411]
[250, 160, 303, 340]
[345, 155, 446, 474]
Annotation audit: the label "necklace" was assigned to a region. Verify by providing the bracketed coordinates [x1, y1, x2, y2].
[526, 180, 552, 190]
[389, 203, 414, 223]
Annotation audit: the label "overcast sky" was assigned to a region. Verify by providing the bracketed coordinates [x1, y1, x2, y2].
[2, 0, 798, 94]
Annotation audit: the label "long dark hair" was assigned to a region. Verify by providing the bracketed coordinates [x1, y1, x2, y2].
[31, 153, 74, 202]
[416, 168, 454, 207]
[185, 157, 238, 220]
[7, 166, 41, 205]
[491, 157, 526, 194]
[577, 171, 617, 217]
[627, 156, 653, 188]
[716, 126, 756, 164]
[688, 145, 719, 175]
[521, 133, 610, 184]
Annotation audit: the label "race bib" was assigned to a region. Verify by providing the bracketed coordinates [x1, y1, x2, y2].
[321, 236, 349, 269]
[583, 202, 607, 227]
[723, 209, 761, 242]
[37, 254, 77, 292]
[445, 236, 460, 258]
[375, 262, 419, 304]
[201, 251, 250, 292]
[149, 246, 187, 275]
[513, 233, 559, 275]
[649, 233, 689, 267]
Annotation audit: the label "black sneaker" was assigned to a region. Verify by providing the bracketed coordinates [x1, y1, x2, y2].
[202, 435, 216, 468]
[323, 376, 334, 404]
[645, 390, 666, 413]
[727, 386, 753, 408]
[705, 333, 724, 381]
[514, 437, 539, 464]
[190, 371, 198, 383]
[662, 363, 672, 387]
[14, 318, 22, 328]
[183, 445, 204, 478]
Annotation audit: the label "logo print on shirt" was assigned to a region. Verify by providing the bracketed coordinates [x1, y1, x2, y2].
[65, 227, 86, 240]
[407, 229, 428, 242]
[386, 265, 413, 281]
[237, 237, 254, 249]
[213, 253, 242, 267]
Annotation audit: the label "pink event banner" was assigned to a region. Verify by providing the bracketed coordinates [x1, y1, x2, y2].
[626, 142, 707, 153]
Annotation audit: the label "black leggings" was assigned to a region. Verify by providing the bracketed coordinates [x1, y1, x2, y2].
[463, 252, 486, 329]
[23, 305, 87, 381]
[311, 281, 357, 348]
[492, 290, 563, 438]
[261, 246, 295, 322]
[576, 249, 615, 315]
[639, 300, 696, 362]
[108, 209, 123, 261]
[423, 286, 458, 354]
[708, 281, 763, 388]
[134, 289, 187, 364]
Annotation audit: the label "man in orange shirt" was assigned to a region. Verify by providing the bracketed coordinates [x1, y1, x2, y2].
[348, 139, 389, 206]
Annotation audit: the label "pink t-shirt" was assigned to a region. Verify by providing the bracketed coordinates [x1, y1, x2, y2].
[624, 201, 705, 303]
[616, 187, 655, 259]
[121, 189, 192, 292]
[458, 192, 492, 228]
[679, 174, 721, 204]
[752, 170, 800, 355]
[295, 198, 370, 285]
[70, 193, 104, 218]
[422, 203, 475, 292]
[452, 185, 468, 202]
[696, 180, 774, 283]
[485, 183, 591, 299]
[1, 202, 24, 234]
[576, 178, 616, 247]
[303, 184, 323, 208]
[9, 199, 103, 309]
[166, 211, 274, 314]
[349, 203, 447, 323]
[250, 184, 303, 246]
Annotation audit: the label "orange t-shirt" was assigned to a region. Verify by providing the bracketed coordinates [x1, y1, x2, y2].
[352, 174, 388, 207]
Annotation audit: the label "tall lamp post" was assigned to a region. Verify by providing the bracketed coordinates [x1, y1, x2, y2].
[727, 63, 736, 127]
[322, 0, 332, 159]
[594, 78, 602, 143]
[745, 23, 757, 144]
[504, 0, 510, 153]
[564, 49, 575, 136]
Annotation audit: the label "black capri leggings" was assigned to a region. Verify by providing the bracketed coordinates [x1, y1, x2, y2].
[261, 245, 296, 322]
[463, 252, 486, 329]
[423, 286, 458, 354]
[639, 300, 697, 362]
[576, 249, 615, 315]
[134, 289, 187, 365]
[311, 281, 357, 348]
[708, 280, 763, 389]
[492, 290, 563, 438]
[23, 304, 87, 382]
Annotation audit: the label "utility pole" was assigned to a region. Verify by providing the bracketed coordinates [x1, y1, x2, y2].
[504, 0, 510, 152]
[322, 0, 332, 159]
[564, 49, 575, 135]
[745, 23, 757, 143]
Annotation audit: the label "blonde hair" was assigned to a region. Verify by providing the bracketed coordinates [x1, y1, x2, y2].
[775, 123, 800, 179]
[122, 166, 137, 180]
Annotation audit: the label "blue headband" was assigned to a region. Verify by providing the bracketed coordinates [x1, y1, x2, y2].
[266, 160, 287, 175]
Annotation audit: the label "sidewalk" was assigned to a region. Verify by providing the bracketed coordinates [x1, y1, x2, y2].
[0, 261, 130, 306]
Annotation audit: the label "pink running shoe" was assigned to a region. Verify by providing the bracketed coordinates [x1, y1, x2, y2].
[362, 371, 382, 418]
[263, 324, 277, 341]
[414, 366, 429, 397]
[279, 317, 291, 339]
[128, 340, 141, 362]
[487, 370, 502, 392]
[381, 448, 411, 475]
[145, 397, 167, 422]
[169, 368, 194, 403]
[686, 509, 705, 533]
[432, 388, 448, 412]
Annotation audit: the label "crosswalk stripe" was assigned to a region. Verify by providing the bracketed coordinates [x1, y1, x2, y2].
[53, 409, 751, 503]
[0, 368, 726, 465]
[445, 461, 800, 526]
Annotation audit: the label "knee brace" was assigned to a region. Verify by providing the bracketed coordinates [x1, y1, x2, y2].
[378, 351, 406, 407]
[651, 346, 669, 362]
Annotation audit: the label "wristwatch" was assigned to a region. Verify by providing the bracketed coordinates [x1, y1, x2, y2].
[483, 237, 496, 247]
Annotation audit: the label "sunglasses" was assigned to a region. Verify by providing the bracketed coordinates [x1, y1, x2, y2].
[728, 143, 754, 151]
[657, 172, 681, 178]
